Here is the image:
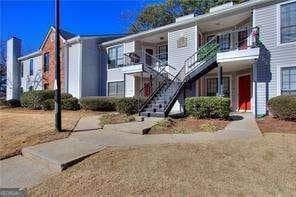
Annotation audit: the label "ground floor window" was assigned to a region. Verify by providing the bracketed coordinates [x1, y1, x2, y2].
[206, 77, 230, 97]
[108, 81, 124, 97]
[281, 66, 296, 95]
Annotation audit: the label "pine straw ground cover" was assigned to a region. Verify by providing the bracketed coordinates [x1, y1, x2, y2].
[149, 117, 229, 134]
[0, 108, 104, 159]
[29, 134, 296, 196]
[256, 115, 296, 134]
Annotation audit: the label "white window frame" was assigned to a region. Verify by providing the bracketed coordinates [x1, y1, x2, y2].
[107, 80, 124, 97]
[106, 44, 124, 71]
[277, 0, 296, 46]
[276, 65, 296, 95]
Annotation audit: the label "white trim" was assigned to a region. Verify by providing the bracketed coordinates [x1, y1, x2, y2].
[276, 0, 296, 46]
[78, 42, 83, 98]
[236, 73, 252, 111]
[106, 44, 124, 71]
[276, 64, 296, 96]
[106, 80, 125, 97]
[101, 0, 281, 47]
[40, 26, 66, 50]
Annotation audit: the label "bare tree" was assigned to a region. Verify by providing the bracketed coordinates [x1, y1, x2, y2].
[25, 69, 43, 90]
[0, 40, 7, 97]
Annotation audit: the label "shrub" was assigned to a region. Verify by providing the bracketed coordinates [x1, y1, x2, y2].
[21, 90, 54, 109]
[61, 93, 73, 99]
[268, 95, 296, 120]
[42, 99, 55, 111]
[6, 99, 21, 108]
[79, 96, 117, 111]
[185, 96, 230, 119]
[0, 98, 8, 106]
[62, 97, 80, 110]
[115, 97, 141, 115]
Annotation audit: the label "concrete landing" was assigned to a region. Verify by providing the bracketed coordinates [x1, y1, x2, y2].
[73, 115, 102, 132]
[0, 156, 57, 188]
[103, 117, 162, 135]
[22, 138, 105, 172]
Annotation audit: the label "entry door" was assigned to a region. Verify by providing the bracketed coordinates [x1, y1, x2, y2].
[145, 49, 153, 66]
[238, 75, 251, 111]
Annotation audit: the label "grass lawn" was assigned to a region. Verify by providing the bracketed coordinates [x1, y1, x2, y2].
[149, 117, 229, 134]
[257, 116, 296, 134]
[99, 113, 135, 126]
[29, 133, 296, 196]
[0, 108, 103, 159]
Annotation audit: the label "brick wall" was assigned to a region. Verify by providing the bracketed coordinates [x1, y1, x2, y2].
[41, 30, 65, 92]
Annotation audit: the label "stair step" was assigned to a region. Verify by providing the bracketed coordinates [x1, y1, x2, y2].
[139, 111, 166, 117]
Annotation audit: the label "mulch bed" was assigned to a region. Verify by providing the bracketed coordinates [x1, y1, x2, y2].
[256, 116, 296, 134]
[148, 117, 229, 134]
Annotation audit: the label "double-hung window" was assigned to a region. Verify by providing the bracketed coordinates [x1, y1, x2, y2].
[108, 45, 124, 69]
[44, 52, 50, 72]
[281, 66, 296, 95]
[206, 77, 230, 97]
[108, 81, 124, 97]
[280, 1, 296, 43]
[29, 59, 33, 76]
[21, 62, 24, 77]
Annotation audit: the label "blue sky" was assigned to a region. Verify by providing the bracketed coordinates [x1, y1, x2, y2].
[1, 0, 163, 54]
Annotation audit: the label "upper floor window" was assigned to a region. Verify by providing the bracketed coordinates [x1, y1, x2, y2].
[280, 1, 296, 43]
[29, 59, 33, 76]
[21, 62, 24, 77]
[157, 44, 168, 62]
[281, 66, 296, 95]
[44, 52, 50, 72]
[108, 45, 124, 69]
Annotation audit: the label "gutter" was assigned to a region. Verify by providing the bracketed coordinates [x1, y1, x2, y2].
[18, 50, 42, 61]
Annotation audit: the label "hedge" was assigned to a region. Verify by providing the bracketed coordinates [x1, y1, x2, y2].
[79, 96, 145, 115]
[115, 97, 141, 115]
[0, 99, 21, 108]
[62, 97, 80, 110]
[20, 90, 77, 110]
[79, 96, 117, 111]
[42, 99, 55, 111]
[185, 96, 230, 119]
[268, 95, 296, 120]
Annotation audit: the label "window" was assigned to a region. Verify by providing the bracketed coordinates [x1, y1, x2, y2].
[281, 66, 296, 95]
[108, 45, 124, 69]
[44, 52, 50, 72]
[21, 62, 24, 77]
[108, 81, 124, 97]
[29, 86, 33, 91]
[20, 87, 23, 94]
[157, 45, 168, 61]
[280, 1, 296, 43]
[29, 59, 33, 75]
[206, 77, 230, 97]
[217, 34, 231, 51]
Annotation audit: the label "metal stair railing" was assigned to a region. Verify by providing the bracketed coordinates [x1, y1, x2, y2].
[162, 36, 220, 115]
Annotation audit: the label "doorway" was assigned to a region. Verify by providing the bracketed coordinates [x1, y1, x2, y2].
[238, 74, 251, 111]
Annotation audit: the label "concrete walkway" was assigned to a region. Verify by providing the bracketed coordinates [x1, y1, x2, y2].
[0, 112, 261, 189]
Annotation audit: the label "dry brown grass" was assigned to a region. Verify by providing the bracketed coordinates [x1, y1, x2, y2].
[29, 134, 296, 196]
[0, 108, 103, 159]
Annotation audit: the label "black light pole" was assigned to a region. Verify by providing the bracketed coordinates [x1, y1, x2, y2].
[55, 0, 62, 132]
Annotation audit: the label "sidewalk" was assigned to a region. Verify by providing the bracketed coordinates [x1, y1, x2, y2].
[0, 112, 261, 189]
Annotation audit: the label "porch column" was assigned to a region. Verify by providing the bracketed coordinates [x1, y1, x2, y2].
[217, 63, 223, 96]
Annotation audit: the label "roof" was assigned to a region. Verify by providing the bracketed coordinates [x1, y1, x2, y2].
[59, 29, 77, 40]
[101, 0, 284, 47]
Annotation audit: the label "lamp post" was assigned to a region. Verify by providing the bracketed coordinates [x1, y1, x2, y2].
[55, 0, 62, 132]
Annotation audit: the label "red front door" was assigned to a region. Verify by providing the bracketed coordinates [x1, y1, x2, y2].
[238, 75, 251, 111]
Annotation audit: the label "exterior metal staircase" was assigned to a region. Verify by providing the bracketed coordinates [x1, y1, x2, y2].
[139, 37, 219, 117]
